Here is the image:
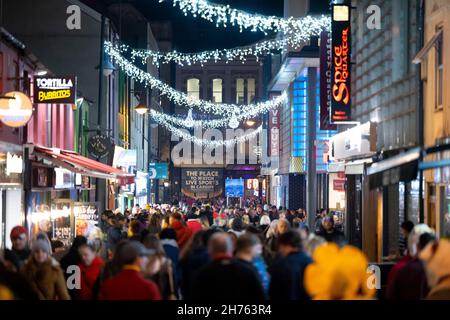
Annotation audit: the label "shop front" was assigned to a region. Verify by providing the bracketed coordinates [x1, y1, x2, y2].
[329, 121, 378, 260]
[112, 147, 137, 212]
[419, 138, 450, 238]
[367, 147, 421, 259]
[26, 145, 133, 248]
[0, 143, 24, 249]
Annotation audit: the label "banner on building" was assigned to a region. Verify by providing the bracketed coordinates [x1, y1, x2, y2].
[149, 163, 169, 179]
[33, 76, 77, 104]
[268, 101, 280, 158]
[320, 31, 337, 130]
[330, 4, 351, 123]
[181, 168, 223, 194]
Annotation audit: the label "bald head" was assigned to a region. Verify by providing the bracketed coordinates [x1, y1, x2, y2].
[208, 232, 233, 259]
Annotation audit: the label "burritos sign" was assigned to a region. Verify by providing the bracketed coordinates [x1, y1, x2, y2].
[33, 77, 77, 104]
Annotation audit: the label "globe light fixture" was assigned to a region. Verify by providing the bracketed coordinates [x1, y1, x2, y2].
[135, 103, 149, 115]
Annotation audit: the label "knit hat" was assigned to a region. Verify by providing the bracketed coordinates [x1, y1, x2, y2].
[31, 239, 52, 255]
[10, 226, 27, 240]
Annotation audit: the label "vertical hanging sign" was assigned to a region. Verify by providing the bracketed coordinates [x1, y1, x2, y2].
[330, 4, 351, 123]
[320, 31, 336, 130]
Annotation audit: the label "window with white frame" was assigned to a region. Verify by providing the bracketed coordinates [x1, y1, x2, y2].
[187, 78, 200, 100]
[247, 78, 256, 104]
[236, 78, 245, 104]
[212, 78, 223, 103]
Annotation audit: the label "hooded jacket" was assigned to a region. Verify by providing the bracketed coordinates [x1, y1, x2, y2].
[21, 257, 70, 300]
[170, 220, 193, 250]
[76, 256, 104, 300]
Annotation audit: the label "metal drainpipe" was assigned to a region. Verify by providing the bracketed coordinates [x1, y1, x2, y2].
[95, 15, 105, 206]
[417, 0, 425, 223]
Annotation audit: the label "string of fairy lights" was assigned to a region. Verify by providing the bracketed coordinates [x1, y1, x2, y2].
[105, 41, 288, 119]
[128, 28, 323, 67]
[156, 0, 331, 35]
[105, 1, 330, 146]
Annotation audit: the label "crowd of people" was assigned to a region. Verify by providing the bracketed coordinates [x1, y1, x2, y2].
[0, 200, 449, 300]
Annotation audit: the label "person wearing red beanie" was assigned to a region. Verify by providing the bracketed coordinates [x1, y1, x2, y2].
[4, 226, 30, 272]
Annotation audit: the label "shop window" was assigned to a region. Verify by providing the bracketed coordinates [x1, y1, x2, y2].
[435, 29, 443, 110]
[187, 78, 200, 100]
[247, 78, 255, 104]
[212, 78, 222, 103]
[236, 78, 245, 104]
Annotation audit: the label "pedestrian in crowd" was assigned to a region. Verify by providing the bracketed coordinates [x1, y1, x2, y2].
[190, 232, 265, 301]
[99, 210, 113, 234]
[148, 214, 162, 236]
[186, 209, 203, 234]
[314, 208, 327, 233]
[0, 251, 38, 300]
[400, 220, 415, 256]
[316, 216, 345, 244]
[199, 214, 210, 230]
[248, 209, 259, 225]
[269, 230, 312, 300]
[386, 224, 434, 300]
[4, 226, 30, 272]
[21, 239, 70, 300]
[259, 215, 271, 233]
[170, 212, 193, 250]
[420, 239, 450, 299]
[304, 243, 376, 300]
[303, 234, 326, 258]
[106, 214, 127, 257]
[160, 228, 179, 290]
[386, 232, 435, 300]
[266, 218, 290, 262]
[98, 240, 161, 300]
[59, 236, 88, 298]
[234, 233, 267, 299]
[142, 235, 178, 299]
[269, 206, 279, 221]
[128, 220, 142, 241]
[76, 243, 104, 300]
[229, 216, 245, 238]
[179, 230, 211, 299]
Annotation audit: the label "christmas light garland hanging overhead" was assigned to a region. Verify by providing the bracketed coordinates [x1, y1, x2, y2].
[151, 110, 263, 147]
[156, 0, 331, 35]
[105, 41, 287, 118]
[129, 32, 313, 67]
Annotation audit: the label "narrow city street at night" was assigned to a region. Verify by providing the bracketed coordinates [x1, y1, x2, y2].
[0, 0, 450, 314]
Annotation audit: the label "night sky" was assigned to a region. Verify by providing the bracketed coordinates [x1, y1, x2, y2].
[82, 0, 330, 52]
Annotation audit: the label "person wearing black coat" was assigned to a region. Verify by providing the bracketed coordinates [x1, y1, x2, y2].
[269, 231, 312, 300]
[190, 232, 265, 301]
[316, 216, 345, 245]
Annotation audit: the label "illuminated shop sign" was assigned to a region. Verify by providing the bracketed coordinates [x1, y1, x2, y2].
[33, 77, 77, 104]
[331, 4, 351, 123]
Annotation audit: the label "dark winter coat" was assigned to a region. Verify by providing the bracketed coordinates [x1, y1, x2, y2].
[4, 248, 30, 272]
[386, 258, 429, 300]
[190, 257, 266, 301]
[179, 247, 210, 299]
[269, 251, 312, 300]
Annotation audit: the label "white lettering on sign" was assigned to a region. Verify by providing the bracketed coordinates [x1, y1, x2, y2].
[36, 78, 73, 90]
[66, 5, 81, 30]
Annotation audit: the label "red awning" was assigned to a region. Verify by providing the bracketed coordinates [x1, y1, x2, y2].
[33, 146, 134, 185]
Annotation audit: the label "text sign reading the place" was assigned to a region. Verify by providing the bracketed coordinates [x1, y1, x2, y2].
[181, 168, 223, 194]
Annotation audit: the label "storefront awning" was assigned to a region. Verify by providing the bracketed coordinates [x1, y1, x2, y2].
[33, 146, 134, 185]
[367, 148, 420, 189]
